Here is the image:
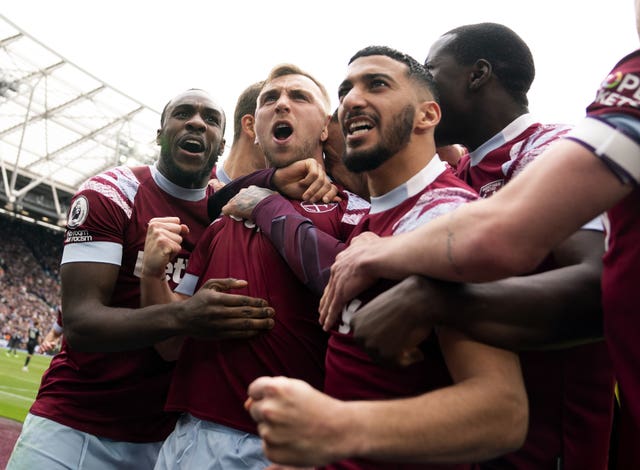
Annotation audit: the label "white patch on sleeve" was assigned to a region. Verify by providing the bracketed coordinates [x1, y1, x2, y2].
[569, 117, 640, 184]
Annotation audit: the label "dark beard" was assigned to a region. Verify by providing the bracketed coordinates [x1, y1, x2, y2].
[343, 105, 414, 173]
[159, 143, 217, 189]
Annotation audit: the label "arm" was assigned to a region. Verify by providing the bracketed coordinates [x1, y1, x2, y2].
[246, 331, 526, 466]
[223, 187, 345, 296]
[320, 140, 629, 325]
[208, 159, 338, 221]
[352, 229, 604, 359]
[62, 217, 276, 352]
[40, 326, 62, 353]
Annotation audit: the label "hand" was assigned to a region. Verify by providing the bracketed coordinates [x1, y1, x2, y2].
[272, 158, 339, 203]
[436, 144, 467, 168]
[143, 217, 190, 279]
[208, 178, 225, 191]
[179, 278, 275, 340]
[352, 275, 437, 367]
[222, 185, 276, 220]
[40, 340, 58, 353]
[246, 376, 348, 466]
[319, 232, 381, 330]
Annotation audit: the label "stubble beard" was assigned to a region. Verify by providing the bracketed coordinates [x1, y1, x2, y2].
[263, 138, 319, 169]
[343, 105, 414, 173]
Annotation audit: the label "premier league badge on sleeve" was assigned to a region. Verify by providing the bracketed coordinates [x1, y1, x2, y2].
[67, 195, 89, 229]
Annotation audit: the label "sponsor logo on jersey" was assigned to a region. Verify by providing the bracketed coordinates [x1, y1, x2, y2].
[479, 179, 504, 198]
[602, 71, 623, 89]
[134, 250, 189, 285]
[67, 196, 89, 229]
[300, 201, 338, 213]
[65, 230, 93, 243]
[595, 71, 640, 108]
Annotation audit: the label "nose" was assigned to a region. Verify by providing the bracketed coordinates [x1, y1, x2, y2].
[186, 113, 207, 132]
[275, 95, 291, 113]
[341, 86, 365, 113]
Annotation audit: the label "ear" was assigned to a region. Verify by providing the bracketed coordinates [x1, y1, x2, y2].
[320, 114, 330, 143]
[415, 100, 441, 134]
[241, 114, 255, 139]
[156, 129, 162, 145]
[469, 59, 492, 91]
[218, 138, 226, 156]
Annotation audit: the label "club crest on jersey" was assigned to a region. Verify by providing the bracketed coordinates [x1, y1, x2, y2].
[67, 196, 89, 229]
[300, 201, 338, 213]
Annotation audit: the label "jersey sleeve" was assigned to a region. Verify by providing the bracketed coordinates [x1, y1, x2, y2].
[61, 168, 137, 266]
[207, 168, 277, 221]
[252, 193, 345, 296]
[566, 50, 640, 185]
[394, 186, 478, 235]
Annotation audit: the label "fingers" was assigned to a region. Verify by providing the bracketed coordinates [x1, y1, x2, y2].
[397, 347, 425, 367]
[200, 278, 249, 292]
[209, 178, 225, 191]
[349, 231, 379, 246]
[147, 217, 190, 236]
[199, 286, 271, 309]
[319, 274, 344, 331]
[299, 161, 339, 203]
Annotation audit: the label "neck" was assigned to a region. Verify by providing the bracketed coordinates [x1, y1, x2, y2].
[367, 139, 437, 197]
[465, 101, 529, 151]
[223, 139, 266, 180]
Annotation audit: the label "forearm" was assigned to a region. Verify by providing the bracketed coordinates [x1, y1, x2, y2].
[432, 271, 602, 350]
[140, 274, 181, 307]
[362, 202, 544, 283]
[336, 380, 525, 464]
[419, 229, 605, 350]
[63, 300, 184, 352]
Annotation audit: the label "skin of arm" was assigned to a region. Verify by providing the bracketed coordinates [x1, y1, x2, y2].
[246, 329, 527, 466]
[351, 228, 604, 359]
[320, 140, 630, 326]
[62, 217, 275, 353]
[40, 327, 62, 353]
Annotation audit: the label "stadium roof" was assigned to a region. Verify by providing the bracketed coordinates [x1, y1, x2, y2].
[0, 14, 160, 229]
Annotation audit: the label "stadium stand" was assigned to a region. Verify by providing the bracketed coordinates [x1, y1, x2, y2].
[0, 215, 61, 352]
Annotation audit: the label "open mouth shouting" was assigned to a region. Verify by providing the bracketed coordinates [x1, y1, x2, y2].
[178, 136, 205, 155]
[273, 121, 294, 143]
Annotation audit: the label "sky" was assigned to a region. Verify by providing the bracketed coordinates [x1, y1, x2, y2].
[3, 0, 639, 159]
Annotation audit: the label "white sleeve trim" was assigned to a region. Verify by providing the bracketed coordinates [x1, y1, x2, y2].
[175, 273, 199, 297]
[569, 117, 640, 184]
[61, 241, 123, 266]
[580, 214, 604, 232]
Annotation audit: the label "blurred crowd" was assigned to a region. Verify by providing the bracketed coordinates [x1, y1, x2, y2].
[0, 216, 62, 351]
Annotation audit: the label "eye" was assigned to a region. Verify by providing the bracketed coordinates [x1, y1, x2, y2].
[337, 85, 351, 102]
[205, 114, 221, 126]
[370, 79, 388, 90]
[291, 91, 311, 102]
[260, 92, 278, 105]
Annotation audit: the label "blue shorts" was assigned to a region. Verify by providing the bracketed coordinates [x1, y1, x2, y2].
[7, 413, 163, 469]
[154, 413, 270, 470]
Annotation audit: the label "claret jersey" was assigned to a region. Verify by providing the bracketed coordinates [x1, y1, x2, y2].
[567, 48, 640, 466]
[168, 175, 369, 434]
[30, 164, 214, 442]
[323, 157, 478, 470]
[457, 113, 614, 470]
